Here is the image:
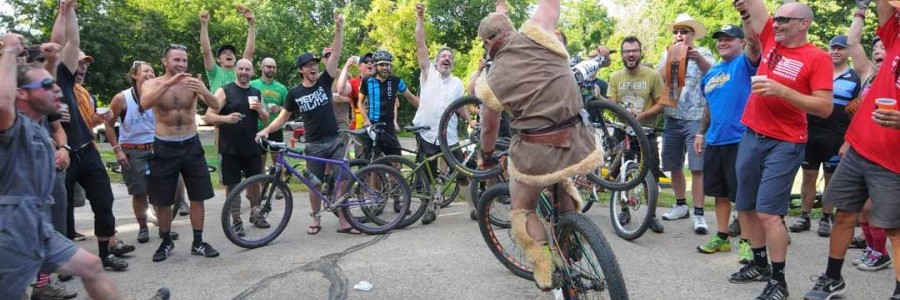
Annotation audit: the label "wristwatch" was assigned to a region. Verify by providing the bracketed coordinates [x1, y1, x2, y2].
[58, 144, 71, 151]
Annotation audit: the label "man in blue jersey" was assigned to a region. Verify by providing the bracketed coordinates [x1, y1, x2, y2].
[693, 25, 760, 263]
[358, 49, 419, 156]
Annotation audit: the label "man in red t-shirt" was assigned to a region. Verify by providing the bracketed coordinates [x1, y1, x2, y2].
[728, 1, 834, 299]
[336, 52, 374, 158]
[804, 1, 900, 299]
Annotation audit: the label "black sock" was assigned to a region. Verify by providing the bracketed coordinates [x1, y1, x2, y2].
[694, 207, 704, 216]
[98, 240, 110, 257]
[160, 230, 172, 243]
[822, 213, 832, 222]
[894, 280, 900, 296]
[717, 232, 729, 240]
[193, 229, 203, 246]
[800, 212, 810, 219]
[752, 247, 768, 267]
[825, 257, 843, 280]
[676, 198, 687, 206]
[771, 261, 786, 283]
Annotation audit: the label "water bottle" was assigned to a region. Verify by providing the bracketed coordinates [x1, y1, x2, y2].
[302, 169, 322, 187]
[572, 56, 606, 84]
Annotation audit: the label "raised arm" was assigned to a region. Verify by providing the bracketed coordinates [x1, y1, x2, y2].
[877, 0, 895, 27]
[199, 10, 215, 71]
[336, 57, 356, 97]
[325, 13, 345, 78]
[0, 34, 24, 132]
[415, 4, 431, 81]
[848, 7, 876, 79]
[530, 0, 561, 32]
[239, 6, 256, 61]
[59, 0, 80, 75]
[49, 2, 67, 46]
[734, 0, 770, 37]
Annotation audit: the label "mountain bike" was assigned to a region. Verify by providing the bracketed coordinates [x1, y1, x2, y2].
[220, 139, 411, 249]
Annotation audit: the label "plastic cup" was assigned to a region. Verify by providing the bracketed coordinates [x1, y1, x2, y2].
[248, 96, 260, 106]
[751, 75, 767, 83]
[875, 98, 897, 111]
[96, 107, 110, 115]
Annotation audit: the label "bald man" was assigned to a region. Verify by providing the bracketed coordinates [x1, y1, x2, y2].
[250, 57, 288, 166]
[727, 1, 834, 299]
[204, 59, 270, 233]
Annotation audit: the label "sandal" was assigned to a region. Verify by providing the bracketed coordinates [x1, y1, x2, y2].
[336, 228, 361, 235]
[307, 226, 321, 235]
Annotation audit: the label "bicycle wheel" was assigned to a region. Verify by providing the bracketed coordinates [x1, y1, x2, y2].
[557, 213, 628, 299]
[371, 155, 429, 229]
[609, 164, 658, 241]
[477, 183, 534, 280]
[434, 163, 461, 208]
[341, 164, 411, 235]
[221, 174, 293, 249]
[437, 96, 503, 180]
[584, 100, 651, 191]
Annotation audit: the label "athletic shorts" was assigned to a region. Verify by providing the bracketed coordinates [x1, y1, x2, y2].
[734, 130, 804, 215]
[802, 133, 843, 173]
[374, 128, 402, 156]
[148, 135, 214, 205]
[703, 143, 739, 200]
[415, 134, 463, 178]
[824, 147, 900, 229]
[0, 202, 79, 298]
[219, 154, 263, 186]
[305, 136, 346, 180]
[122, 147, 152, 196]
[662, 117, 703, 171]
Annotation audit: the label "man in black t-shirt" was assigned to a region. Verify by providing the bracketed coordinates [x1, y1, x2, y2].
[256, 14, 360, 235]
[358, 49, 420, 156]
[205, 59, 268, 234]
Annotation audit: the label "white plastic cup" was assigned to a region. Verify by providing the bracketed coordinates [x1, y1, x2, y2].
[248, 96, 260, 106]
[751, 75, 767, 83]
[96, 107, 110, 115]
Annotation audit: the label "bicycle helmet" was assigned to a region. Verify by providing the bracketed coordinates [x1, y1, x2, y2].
[372, 49, 393, 64]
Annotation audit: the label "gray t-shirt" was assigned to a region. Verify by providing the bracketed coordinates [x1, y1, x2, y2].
[0, 113, 56, 205]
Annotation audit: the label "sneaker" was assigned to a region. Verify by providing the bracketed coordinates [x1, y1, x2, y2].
[802, 274, 846, 300]
[662, 204, 689, 220]
[73, 232, 86, 242]
[101, 254, 128, 271]
[137, 228, 149, 244]
[693, 215, 708, 234]
[158, 231, 179, 240]
[30, 279, 77, 300]
[191, 242, 220, 258]
[851, 248, 872, 266]
[698, 235, 731, 253]
[177, 199, 190, 216]
[857, 252, 891, 271]
[817, 218, 832, 237]
[152, 242, 174, 262]
[728, 216, 741, 237]
[649, 217, 665, 233]
[233, 220, 246, 237]
[848, 235, 867, 249]
[250, 207, 271, 229]
[617, 209, 631, 225]
[738, 240, 753, 264]
[755, 279, 789, 300]
[109, 240, 136, 256]
[149, 288, 171, 300]
[729, 264, 771, 283]
[789, 217, 811, 232]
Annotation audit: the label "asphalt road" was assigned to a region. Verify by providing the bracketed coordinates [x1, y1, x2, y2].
[53, 178, 894, 300]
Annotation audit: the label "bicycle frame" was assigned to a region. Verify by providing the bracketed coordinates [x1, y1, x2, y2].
[273, 148, 374, 210]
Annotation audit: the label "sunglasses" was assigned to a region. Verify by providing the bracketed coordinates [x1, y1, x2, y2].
[361, 59, 374, 64]
[20, 78, 56, 90]
[773, 16, 806, 24]
[672, 29, 693, 35]
[132, 60, 147, 68]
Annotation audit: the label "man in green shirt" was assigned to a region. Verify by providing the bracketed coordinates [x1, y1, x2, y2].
[608, 36, 666, 234]
[250, 57, 288, 166]
[200, 6, 257, 93]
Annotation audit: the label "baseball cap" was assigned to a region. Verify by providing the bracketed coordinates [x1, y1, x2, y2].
[295, 52, 320, 68]
[216, 44, 237, 57]
[873, 36, 882, 47]
[711, 25, 744, 39]
[829, 35, 849, 48]
[78, 51, 94, 63]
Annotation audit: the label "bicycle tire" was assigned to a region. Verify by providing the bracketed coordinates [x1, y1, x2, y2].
[221, 174, 293, 249]
[609, 164, 658, 241]
[584, 100, 651, 191]
[557, 213, 629, 299]
[371, 155, 430, 229]
[341, 164, 412, 235]
[437, 96, 503, 180]
[477, 183, 534, 280]
[434, 160, 461, 208]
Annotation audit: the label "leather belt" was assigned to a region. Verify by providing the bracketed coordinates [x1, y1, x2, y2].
[121, 143, 153, 150]
[516, 115, 582, 148]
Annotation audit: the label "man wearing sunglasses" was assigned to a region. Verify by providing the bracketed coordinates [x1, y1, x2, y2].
[141, 42, 221, 262]
[728, 1, 834, 299]
[656, 14, 716, 236]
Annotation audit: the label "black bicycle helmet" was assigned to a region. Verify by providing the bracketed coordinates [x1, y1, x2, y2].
[372, 49, 394, 64]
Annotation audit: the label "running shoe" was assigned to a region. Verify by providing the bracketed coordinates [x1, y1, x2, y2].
[617, 209, 631, 225]
[728, 216, 741, 237]
[662, 204, 689, 220]
[738, 240, 753, 264]
[851, 248, 873, 266]
[101, 254, 128, 271]
[802, 274, 846, 300]
[649, 217, 665, 233]
[817, 218, 832, 237]
[693, 215, 708, 234]
[755, 279, 788, 300]
[729, 264, 771, 283]
[250, 207, 271, 229]
[191, 242, 220, 258]
[109, 240, 136, 256]
[698, 235, 731, 253]
[233, 220, 246, 237]
[30, 278, 77, 300]
[152, 242, 174, 262]
[789, 217, 811, 232]
[137, 228, 149, 244]
[857, 252, 891, 271]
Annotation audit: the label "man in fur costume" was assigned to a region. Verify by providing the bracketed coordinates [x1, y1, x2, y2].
[477, 0, 603, 290]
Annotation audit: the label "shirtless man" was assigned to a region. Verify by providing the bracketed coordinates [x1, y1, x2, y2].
[141, 44, 221, 262]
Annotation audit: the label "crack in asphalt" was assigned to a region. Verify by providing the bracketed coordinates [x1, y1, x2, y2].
[232, 234, 390, 300]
